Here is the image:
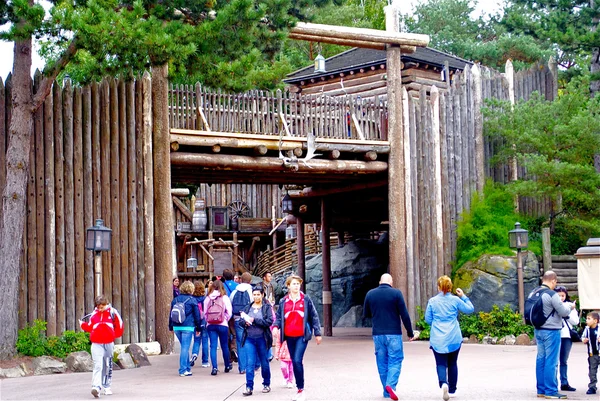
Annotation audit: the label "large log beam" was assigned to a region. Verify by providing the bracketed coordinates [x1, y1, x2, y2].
[290, 22, 429, 47]
[288, 33, 416, 54]
[170, 130, 390, 154]
[171, 152, 387, 174]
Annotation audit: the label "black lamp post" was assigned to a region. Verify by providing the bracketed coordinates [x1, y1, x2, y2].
[86, 219, 112, 297]
[509, 222, 529, 316]
[282, 192, 293, 214]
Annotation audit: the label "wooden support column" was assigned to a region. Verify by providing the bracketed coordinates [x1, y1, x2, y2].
[321, 198, 332, 337]
[386, 3, 408, 303]
[152, 64, 174, 354]
[296, 215, 306, 293]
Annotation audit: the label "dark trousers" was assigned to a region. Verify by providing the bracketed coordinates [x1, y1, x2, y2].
[432, 347, 461, 393]
[559, 338, 573, 386]
[228, 317, 238, 361]
[589, 355, 599, 390]
[285, 336, 309, 390]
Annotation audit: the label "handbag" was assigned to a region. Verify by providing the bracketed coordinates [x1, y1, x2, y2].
[564, 318, 581, 342]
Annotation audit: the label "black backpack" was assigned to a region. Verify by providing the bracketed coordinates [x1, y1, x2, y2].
[524, 287, 554, 328]
[231, 290, 251, 316]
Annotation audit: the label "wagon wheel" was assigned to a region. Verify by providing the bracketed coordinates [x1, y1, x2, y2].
[228, 200, 252, 221]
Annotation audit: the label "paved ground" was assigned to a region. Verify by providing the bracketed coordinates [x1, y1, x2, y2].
[0, 328, 595, 401]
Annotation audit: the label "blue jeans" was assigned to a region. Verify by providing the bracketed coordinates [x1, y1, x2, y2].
[559, 338, 573, 386]
[174, 330, 194, 375]
[286, 336, 309, 390]
[234, 320, 248, 373]
[244, 335, 271, 390]
[432, 347, 460, 393]
[208, 325, 231, 370]
[535, 329, 561, 396]
[373, 335, 404, 398]
[192, 329, 209, 365]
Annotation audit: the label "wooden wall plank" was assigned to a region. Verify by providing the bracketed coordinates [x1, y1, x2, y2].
[127, 80, 139, 343]
[101, 79, 112, 301]
[64, 80, 75, 332]
[27, 92, 38, 322]
[83, 85, 94, 313]
[110, 78, 122, 328]
[53, 82, 65, 333]
[119, 80, 130, 343]
[73, 87, 85, 326]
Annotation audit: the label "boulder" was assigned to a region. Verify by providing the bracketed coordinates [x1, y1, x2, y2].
[126, 344, 151, 367]
[515, 333, 532, 345]
[335, 305, 366, 328]
[32, 356, 67, 375]
[65, 351, 94, 372]
[453, 252, 540, 313]
[482, 335, 493, 345]
[498, 335, 516, 345]
[0, 366, 26, 378]
[116, 352, 136, 369]
[468, 334, 479, 344]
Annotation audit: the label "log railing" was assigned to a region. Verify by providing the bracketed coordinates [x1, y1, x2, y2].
[168, 85, 388, 141]
[254, 231, 339, 277]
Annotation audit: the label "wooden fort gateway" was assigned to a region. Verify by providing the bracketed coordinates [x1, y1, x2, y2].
[170, 4, 429, 337]
[0, 3, 558, 353]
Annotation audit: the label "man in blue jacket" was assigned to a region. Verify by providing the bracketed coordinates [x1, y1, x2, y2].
[363, 273, 414, 401]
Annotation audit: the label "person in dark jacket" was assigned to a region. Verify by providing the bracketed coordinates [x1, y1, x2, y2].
[363, 273, 414, 401]
[191, 280, 209, 368]
[169, 280, 202, 377]
[238, 285, 274, 396]
[273, 275, 322, 401]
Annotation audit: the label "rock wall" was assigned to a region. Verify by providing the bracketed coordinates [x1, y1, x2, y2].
[453, 252, 540, 313]
[273, 238, 387, 327]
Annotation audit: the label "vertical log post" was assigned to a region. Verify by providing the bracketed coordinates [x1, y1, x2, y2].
[430, 86, 444, 284]
[152, 65, 174, 354]
[385, 3, 408, 302]
[505, 60, 519, 212]
[402, 87, 415, 323]
[110, 78, 122, 321]
[542, 227, 552, 273]
[83, 86, 94, 312]
[118, 80, 130, 343]
[142, 72, 155, 342]
[127, 80, 139, 344]
[296, 215, 305, 293]
[74, 87, 86, 327]
[472, 65, 484, 194]
[321, 198, 332, 337]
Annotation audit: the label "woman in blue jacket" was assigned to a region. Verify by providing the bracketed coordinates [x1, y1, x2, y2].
[169, 280, 202, 376]
[425, 275, 474, 401]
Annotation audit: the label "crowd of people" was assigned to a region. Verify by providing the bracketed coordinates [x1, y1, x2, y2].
[80, 269, 599, 401]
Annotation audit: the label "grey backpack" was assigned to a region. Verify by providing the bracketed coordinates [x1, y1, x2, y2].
[170, 298, 191, 324]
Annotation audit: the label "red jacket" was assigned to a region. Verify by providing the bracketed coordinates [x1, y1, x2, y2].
[80, 306, 124, 344]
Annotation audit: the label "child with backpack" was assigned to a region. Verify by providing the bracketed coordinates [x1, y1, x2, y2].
[230, 272, 254, 374]
[79, 295, 123, 398]
[169, 281, 203, 377]
[582, 311, 600, 395]
[203, 279, 233, 376]
[275, 335, 294, 388]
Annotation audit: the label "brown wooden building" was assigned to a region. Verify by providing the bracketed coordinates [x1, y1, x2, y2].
[284, 47, 473, 98]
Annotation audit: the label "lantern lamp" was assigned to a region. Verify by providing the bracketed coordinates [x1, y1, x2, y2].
[282, 193, 293, 214]
[314, 53, 326, 73]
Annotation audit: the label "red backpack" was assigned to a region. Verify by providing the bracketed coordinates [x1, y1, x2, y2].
[206, 296, 226, 324]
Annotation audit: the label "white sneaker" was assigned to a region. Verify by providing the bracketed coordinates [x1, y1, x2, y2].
[287, 382, 294, 389]
[102, 388, 112, 395]
[293, 390, 306, 401]
[442, 383, 450, 401]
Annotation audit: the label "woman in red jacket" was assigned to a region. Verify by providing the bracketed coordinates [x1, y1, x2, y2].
[80, 295, 124, 398]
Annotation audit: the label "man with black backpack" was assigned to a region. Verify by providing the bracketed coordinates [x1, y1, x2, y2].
[527, 271, 574, 400]
[230, 272, 254, 374]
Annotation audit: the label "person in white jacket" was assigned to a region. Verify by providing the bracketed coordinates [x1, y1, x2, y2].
[555, 286, 579, 392]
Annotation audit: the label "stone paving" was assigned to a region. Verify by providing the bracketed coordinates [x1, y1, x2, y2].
[0, 328, 595, 401]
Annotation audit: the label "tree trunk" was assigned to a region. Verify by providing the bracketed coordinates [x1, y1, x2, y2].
[152, 64, 174, 354]
[0, 38, 33, 359]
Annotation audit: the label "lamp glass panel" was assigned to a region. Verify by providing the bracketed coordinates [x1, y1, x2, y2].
[85, 229, 96, 250]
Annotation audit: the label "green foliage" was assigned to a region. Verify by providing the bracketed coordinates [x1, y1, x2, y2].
[16, 320, 49, 357]
[415, 306, 430, 340]
[454, 181, 541, 271]
[401, 0, 552, 71]
[484, 77, 600, 242]
[16, 320, 91, 358]
[459, 305, 533, 340]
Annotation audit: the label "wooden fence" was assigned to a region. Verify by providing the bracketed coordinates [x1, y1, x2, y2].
[169, 85, 388, 140]
[0, 73, 156, 342]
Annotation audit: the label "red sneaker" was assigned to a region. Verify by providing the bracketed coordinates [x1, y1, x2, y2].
[385, 385, 398, 401]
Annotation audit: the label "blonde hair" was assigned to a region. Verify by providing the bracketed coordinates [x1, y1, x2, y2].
[285, 274, 303, 287]
[437, 275, 453, 294]
[179, 281, 195, 295]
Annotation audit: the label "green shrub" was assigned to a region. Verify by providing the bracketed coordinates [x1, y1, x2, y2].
[459, 305, 533, 340]
[16, 320, 91, 358]
[415, 306, 430, 340]
[454, 180, 542, 273]
[16, 319, 49, 357]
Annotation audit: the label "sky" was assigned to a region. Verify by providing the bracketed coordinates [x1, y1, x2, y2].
[0, 0, 504, 80]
